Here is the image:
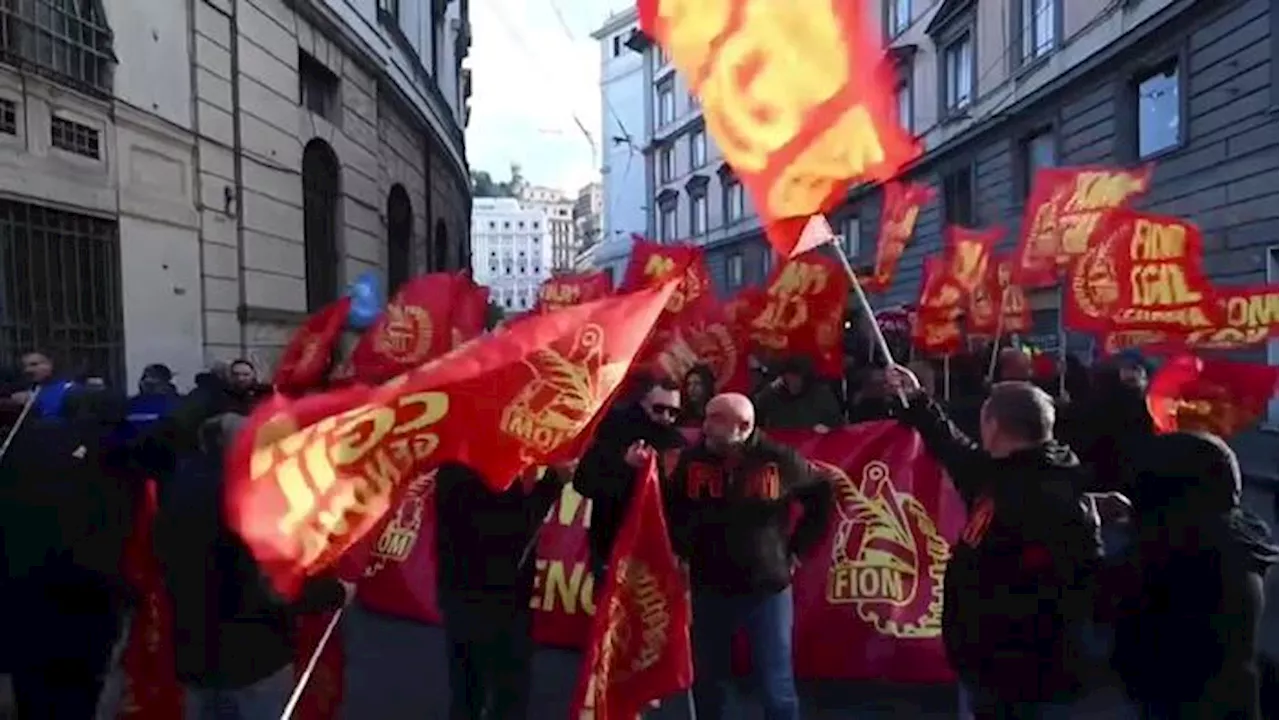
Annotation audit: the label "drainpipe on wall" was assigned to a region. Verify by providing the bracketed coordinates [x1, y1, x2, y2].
[187, 0, 208, 368]
[228, 0, 249, 356]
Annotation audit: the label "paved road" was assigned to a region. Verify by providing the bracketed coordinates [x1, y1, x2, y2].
[341, 606, 1136, 719]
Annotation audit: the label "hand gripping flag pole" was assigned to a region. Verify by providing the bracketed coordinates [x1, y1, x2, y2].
[279, 606, 345, 720]
[0, 386, 40, 464]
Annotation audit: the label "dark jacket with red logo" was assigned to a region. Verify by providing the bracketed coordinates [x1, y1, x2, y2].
[666, 430, 832, 596]
[898, 394, 1101, 703]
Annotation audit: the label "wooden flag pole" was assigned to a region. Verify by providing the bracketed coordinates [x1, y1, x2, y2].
[280, 607, 345, 720]
[0, 386, 40, 464]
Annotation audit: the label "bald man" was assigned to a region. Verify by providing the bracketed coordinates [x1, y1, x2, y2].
[665, 392, 832, 720]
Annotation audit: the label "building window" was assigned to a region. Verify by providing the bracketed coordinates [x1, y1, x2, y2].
[942, 32, 974, 115]
[1020, 0, 1056, 64]
[690, 128, 707, 169]
[896, 76, 912, 134]
[659, 201, 677, 242]
[659, 145, 675, 183]
[761, 248, 773, 277]
[611, 34, 622, 57]
[386, 184, 413, 295]
[433, 219, 449, 271]
[727, 252, 744, 288]
[1136, 62, 1181, 158]
[299, 51, 340, 123]
[690, 191, 708, 236]
[725, 178, 746, 222]
[942, 166, 974, 226]
[887, 0, 912, 37]
[842, 216, 861, 258]
[657, 44, 671, 67]
[377, 0, 400, 21]
[0, 0, 116, 97]
[1019, 129, 1057, 198]
[1269, 246, 1278, 428]
[688, 89, 700, 112]
[0, 199, 124, 383]
[302, 139, 341, 311]
[50, 116, 99, 159]
[0, 98, 15, 135]
[657, 80, 675, 126]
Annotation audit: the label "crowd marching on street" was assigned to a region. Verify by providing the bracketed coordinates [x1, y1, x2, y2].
[0, 331, 1277, 719]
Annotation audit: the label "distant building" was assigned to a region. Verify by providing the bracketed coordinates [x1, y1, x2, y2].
[590, 7, 648, 280]
[520, 185, 577, 271]
[470, 197, 554, 313]
[573, 181, 603, 252]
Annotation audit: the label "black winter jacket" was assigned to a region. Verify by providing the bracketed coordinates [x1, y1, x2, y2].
[666, 430, 832, 596]
[572, 405, 686, 569]
[898, 394, 1102, 703]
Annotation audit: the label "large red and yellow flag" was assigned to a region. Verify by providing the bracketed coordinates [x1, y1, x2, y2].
[1062, 210, 1225, 336]
[868, 181, 934, 293]
[225, 283, 677, 596]
[1146, 354, 1278, 438]
[912, 257, 965, 357]
[637, 0, 918, 258]
[749, 249, 849, 377]
[348, 273, 468, 384]
[619, 239, 712, 319]
[450, 275, 490, 347]
[1100, 283, 1278, 355]
[274, 296, 352, 394]
[536, 271, 614, 313]
[1015, 165, 1153, 288]
[942, 225, 1003, 296]
[569, 457, 693, 719]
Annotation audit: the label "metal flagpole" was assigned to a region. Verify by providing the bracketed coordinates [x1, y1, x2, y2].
[279, 607, 345, 720]
[0, 386, 40, 464]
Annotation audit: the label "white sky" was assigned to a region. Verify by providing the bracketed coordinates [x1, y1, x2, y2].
[465, 0, 626, 195]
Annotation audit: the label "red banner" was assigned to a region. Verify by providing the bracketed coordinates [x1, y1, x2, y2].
[749, 249, 850, 377]
[274, 296, 352, 394]
[637, 0, 918, 258]
[868, 182, 934, 293]
[1015, 165, 1153, 288]
[1100, 283, 1279, 354]
[536, 271, 614, 314]
[1146, 354, 1278, 438]
[357, 421, 962, 684]
[348, 273, 465, 384]
[1063, 210, 1224, 335]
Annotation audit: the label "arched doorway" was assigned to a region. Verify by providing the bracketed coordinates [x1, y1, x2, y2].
[302, 139, 340, 311]
[433, 219, 449, 272]
[386, 184, 412, 294]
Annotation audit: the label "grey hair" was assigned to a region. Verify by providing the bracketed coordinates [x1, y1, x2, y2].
[984, 381, 1055, 444]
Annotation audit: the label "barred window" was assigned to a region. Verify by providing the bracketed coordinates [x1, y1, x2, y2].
[0, 199, 123, 383]
[0, 0, 116, 97]
[51, 115, 98, 158]
[0, 97, 14, 134]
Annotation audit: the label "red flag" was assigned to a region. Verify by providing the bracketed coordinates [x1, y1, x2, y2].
[749, 249, 850, 377]
[569, 457, 693, 719]
[1145, 354, 1278, 437]
[348, 273, 464, 384]
[619, 240, 713, 318]
[868, 182, 935, 293]
[225, 283, 677, 597]
[637, 0, 919, 258]
[274, 297, 352, 394]
[450, 277, 490, 347]
[942, 226, 1003, 296]
[536, 271, 614, 313]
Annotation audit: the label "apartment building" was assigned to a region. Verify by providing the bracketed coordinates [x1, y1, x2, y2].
[0, 0, 473, 387]
[520, 185, 576, 271]
[470, 196, 554, 312]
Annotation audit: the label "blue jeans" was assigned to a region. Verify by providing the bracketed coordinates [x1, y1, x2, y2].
[957, 680, 1075, 720]
[184, 665, 294, 720]
[691, 587, 799, 720]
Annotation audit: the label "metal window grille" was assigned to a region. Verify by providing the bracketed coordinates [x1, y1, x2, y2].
[0, 199, 123, 383]
[0, 97, 14, 134]
[51, 114, 98, 158]
[0, 0, 115, 97]
[302, 140, 340, 312]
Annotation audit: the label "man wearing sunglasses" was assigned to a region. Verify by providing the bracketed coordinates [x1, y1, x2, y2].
[573, 375, 687, 585]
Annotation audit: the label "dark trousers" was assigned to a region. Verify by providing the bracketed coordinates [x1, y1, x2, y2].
[442, 599, 534, 720]
[691, 587, 799, 720]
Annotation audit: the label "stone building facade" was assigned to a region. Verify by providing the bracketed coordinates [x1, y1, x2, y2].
[0, 0, 472, 388]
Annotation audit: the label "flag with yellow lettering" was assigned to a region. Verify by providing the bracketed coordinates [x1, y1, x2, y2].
[274, 296, 352, 395]
[348, 273, 468, 384]
[225, 283, 677, 597]
[636, 0, 918, 259]
[536, 271, 614, 314]
[748, 249, 849, 377]
[1062, 209, 1225, 335]
[943, 225, 1003, 297]
[569, 456, 693, 719]
[1100, 283, 1278, 354]
[868, 181, 935, 293]
[967, 253, 1032, 338]
[1146, 354, 1278, 438]
[619, 239, 712, 319]
[1014, 165, 1153, 288]
[912, 257, 964, 357]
